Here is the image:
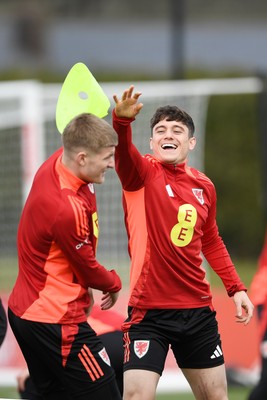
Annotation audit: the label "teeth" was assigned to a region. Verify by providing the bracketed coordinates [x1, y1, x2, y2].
[162, 144, 177, 149]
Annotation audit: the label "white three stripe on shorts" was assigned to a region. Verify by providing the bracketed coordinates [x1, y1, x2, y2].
[210, 345, 223, 359]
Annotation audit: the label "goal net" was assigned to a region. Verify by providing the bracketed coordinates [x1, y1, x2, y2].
[0, 77, 262, 285]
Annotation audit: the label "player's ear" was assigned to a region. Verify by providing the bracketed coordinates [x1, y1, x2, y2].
[77, 151, 87, 166]
[189, 136, 196, 151]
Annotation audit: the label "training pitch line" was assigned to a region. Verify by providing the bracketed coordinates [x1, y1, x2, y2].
[0, 367, 190, 394]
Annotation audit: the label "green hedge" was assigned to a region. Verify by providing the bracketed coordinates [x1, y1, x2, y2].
[205, 93, 265, 258]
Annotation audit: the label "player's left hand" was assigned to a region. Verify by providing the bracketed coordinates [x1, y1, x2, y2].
[113, 85, 143, 119]
[233, 290, 254, 325]
[100, 291, 120, 310]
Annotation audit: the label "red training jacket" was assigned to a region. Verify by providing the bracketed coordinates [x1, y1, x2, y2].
[113, 111, 246, 310]
[8, 148, 121, 324]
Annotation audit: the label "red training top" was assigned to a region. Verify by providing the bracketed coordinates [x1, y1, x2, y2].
[8, 148, 121, 324]
[249, 230, 267, 336]
[113, 111, 246, 310]
[249, 230, 267, 306]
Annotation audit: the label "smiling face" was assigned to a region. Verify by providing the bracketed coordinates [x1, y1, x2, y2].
[77, 146, 115, 184]
[62, 113, 118, 184]
[150, 118, 196, 165]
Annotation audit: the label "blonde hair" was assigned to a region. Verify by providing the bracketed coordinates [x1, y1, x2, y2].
[62, 113, 118, 153]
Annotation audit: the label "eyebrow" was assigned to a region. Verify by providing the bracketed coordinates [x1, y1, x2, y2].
[154, 123, 186, 131]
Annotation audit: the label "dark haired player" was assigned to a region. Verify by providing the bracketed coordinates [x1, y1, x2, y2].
[112, 86, 254, 400]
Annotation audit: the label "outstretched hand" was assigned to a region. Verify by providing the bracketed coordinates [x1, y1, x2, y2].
[233, 290, 254, 325]
[113, 85, 143, 119]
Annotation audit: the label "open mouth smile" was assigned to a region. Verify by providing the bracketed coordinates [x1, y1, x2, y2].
[161, 143, 178, 150]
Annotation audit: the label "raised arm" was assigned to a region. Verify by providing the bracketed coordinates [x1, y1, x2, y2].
[113, 85, 143, 119]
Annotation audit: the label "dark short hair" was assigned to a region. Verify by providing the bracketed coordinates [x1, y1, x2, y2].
[150, 105, 195, 137]
[62, 113, 118, 153]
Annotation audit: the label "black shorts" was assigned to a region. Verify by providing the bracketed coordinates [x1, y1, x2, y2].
[123, 306, 224, 375]
[100, 331, 124, 395]
[8, 309, 121, 400]
[18, 330, 124, 400]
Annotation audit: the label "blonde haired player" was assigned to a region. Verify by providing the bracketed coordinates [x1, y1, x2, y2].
[8, 113, 122, 400]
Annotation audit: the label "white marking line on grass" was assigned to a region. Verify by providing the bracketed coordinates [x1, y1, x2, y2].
[157, 370, 190, 393]
[0, 367, 191, 394]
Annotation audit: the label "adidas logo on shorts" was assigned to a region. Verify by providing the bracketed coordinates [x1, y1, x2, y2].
[210, 345, 223, 359]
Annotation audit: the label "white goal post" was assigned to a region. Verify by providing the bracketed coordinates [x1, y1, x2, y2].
[0, 77, 263, 280]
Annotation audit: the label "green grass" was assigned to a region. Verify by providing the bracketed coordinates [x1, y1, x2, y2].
[0, 385, 253, 399]
[0, 257, 18, 293]
[0, 257, 257, 293]
[0, 386, 20, 398]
